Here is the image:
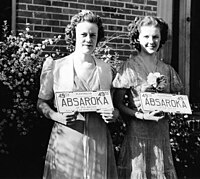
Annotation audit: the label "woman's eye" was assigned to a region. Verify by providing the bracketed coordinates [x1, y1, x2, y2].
[90, 34, 96, 37]
[82, 33, 87, 37]
[153, 36, 159, 40]
[80, 33, 96, 38]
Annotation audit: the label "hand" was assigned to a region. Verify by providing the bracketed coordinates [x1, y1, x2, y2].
[50, 111, 78, 125]
[97, 108, 119, 123]
[143, 110, 164, 122]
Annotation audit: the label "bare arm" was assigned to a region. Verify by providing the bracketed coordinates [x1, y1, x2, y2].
[37, 98, 56, 119]
[37, 98, 75, 125]
[113, 88, 164, 122]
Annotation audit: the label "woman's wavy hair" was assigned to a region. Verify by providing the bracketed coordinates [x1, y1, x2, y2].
[65, 10, 104, 47]
[128, 16, 169, 52]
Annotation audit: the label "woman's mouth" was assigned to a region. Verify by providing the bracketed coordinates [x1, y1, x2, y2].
[84, 43, 93, 47]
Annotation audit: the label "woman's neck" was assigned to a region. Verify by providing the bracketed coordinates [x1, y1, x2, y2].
[138, 52, 158, 65]
[138, 52, 159, 73]
[73, 52, 96, 71]
[73, 52, 96, 81]
[73, 52, 94, 64]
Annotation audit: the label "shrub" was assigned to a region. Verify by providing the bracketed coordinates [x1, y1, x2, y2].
[0, 21, 62, 153]
[170, 106, 200, 177]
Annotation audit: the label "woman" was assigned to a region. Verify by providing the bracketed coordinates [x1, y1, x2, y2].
[113, 16, 183, 179]
[37, 10, 118, 179]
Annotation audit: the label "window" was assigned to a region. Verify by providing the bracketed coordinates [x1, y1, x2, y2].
[0, 0, 15, 39]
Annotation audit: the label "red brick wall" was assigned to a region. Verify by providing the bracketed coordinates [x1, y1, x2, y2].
[16, 0, 158, 60]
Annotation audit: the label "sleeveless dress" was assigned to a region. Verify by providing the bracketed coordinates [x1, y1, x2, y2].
[38, 53, 118, 179]
[112, 55, 183, 179]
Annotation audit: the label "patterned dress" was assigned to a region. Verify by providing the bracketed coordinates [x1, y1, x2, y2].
[38, 53, 118, 179]
[113, 55, 183, 179]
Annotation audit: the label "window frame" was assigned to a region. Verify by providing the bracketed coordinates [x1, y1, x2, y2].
[157, 0, 173, 65]
[12, 0, 16, 34]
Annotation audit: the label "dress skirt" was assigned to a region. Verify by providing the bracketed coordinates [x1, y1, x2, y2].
[43, 112, 118, 179]
[117, 117, 177, 179]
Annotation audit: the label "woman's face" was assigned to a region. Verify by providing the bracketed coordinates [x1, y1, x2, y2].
[138, 25, 161, 55]
[75, 21, 98, 54]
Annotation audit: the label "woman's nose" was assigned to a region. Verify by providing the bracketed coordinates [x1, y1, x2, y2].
[85, 34, 91, 41]
[148, 37, 154, 43]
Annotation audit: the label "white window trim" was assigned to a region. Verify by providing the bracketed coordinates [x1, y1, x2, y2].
[157, 0, 173, 65]
[12, 0, 16, 34]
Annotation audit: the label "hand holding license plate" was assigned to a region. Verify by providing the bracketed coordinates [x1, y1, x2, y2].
[140, 92, 192, 114]
[55, 90, 113, 113]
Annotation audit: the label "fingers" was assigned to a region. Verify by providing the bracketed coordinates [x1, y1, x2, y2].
[150, 110, 162, 115]
[144, 110, 164, 122]
[59, 108, 118, 124]
[97, 108, 117, 123]
[62, 111, 78, 117]
[153, 115, 164, 122]
[61, 111, 78, 124]
[100, 112, 113, 121]
[101, 115, 114, 123]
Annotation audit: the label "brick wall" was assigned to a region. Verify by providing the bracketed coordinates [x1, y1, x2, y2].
[16, 0, 158, 60]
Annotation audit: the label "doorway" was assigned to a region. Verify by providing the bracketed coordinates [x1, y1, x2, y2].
[190, 0, 200, 103]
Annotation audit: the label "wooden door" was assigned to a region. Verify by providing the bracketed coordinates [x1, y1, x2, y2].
[157, 0, 191, 97]
[178, 0, 191, 97]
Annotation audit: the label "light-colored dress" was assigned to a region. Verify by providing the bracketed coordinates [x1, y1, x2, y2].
[38, 53, 118, 179]
[112, 55, 183, 179]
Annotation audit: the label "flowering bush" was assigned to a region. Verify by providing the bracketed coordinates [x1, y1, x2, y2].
[95, 33, 126, 72]
[169, 111, 200, 177]
[0, 21, 61, 153]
